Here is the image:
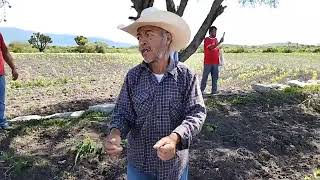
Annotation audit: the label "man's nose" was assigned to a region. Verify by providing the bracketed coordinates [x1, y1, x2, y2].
[139, 37, 147, 46]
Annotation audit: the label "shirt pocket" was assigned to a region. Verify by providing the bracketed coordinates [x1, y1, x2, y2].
[132, 91, 152, 120]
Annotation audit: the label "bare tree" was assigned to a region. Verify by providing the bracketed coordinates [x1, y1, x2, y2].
[129, 0, 279, 62]
[0, 0, 11, 22]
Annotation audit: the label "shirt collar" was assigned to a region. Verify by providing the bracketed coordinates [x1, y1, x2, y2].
[141, 56, 178, 81]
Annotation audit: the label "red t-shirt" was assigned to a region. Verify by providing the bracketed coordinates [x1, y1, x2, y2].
[0, 33, 7, 75]
[204, 37, 220, 65]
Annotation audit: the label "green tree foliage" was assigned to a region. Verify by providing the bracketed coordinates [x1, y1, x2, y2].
[28, 32, 52, 52]
[74, 35, 89, 46]
[94, 41, 108, 53]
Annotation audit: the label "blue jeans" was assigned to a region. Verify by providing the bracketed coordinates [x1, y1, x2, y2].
[200, 64, 219, 94]
[0, 75, 6, 126]
[127, 163, 188, 180]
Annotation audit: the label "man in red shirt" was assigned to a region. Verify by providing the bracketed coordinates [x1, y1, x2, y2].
[0, 33, 19, 130]
[200, 26, 224, 94]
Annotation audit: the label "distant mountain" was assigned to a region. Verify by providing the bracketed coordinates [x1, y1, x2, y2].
[0, 27, 133, 48]
[223, 43, 318, 47]
[255, 42, 319, 47]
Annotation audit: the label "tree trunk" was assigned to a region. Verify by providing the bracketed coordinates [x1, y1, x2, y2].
[176, 0, 189, 17]
[165, 0, 189, 16]
[130, 0, 226, 62]
[129, 0, 154, 20]
[179, 0, 225, 62]
[166, 0, 176, 13]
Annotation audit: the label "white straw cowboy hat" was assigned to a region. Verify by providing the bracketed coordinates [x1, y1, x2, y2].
[118, 7, 191, 51]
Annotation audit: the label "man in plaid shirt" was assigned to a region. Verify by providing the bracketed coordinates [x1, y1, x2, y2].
[105, 7, 206, 180]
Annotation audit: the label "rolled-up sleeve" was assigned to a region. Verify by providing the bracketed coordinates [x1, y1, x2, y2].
[109, 74, 136, 139]
[173, 74, 206, 150]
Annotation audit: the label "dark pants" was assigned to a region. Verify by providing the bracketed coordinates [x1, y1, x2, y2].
[200, 64, 219, 94]
[0, 75, 7, 127]
[127, 163, 188, 180]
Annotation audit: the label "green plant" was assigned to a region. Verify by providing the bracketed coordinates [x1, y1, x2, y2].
[281, 48, 293, 53]
[74, 136, 102, 166]
[283, 86, 303, 95]
[226, 47, 247, 53]
[305, 85, 320, 94]
[28, 32, 52, 52]
[80, 111, 108, 122]
[201, 123, 217, 137]
[74, 36, 89, 46]
[9, 77, 70, 89]
[121, 139, 128, 148]
[311, 70, 318, 80]
[262, 47, 278, 53]
[312, 48, 320, 53]
[0, 152, 33, 176]
[203, 123, 216, 133]
[304, 168, 320, 180]
[94, 42, 108, 54]
[9, 42, 38, 53]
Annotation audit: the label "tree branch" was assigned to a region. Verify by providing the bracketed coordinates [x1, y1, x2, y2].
[179, 0, 226, 62]
[166, 0, 176, 13]
[129, 0, 154, 20]
[239, 0, 279, 8]
[176, 0, 189, 17]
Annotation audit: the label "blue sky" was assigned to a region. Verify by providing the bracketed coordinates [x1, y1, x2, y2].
[1, 0, 320, 45]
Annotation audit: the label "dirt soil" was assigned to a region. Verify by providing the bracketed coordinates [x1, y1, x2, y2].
[5, 54, 134, 118]
[0, 90, 319, 180]
[190, 92, 320, 180]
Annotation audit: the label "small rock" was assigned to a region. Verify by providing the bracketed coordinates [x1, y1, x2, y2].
[43, 111, 84, 119]
[70, 111, 85, 118]
[55, 112, 73, 118]
[42, 113, 61, 119]
[252, 83, 289, 93]
[88, 103, 115, 114]
[288, 80, 308, 87]
[307, 80, 320, 84]
[9, 115, 42, 122]
[58, 160, 66, 164]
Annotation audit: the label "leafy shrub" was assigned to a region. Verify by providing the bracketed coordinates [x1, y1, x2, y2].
[74, 136, 102, 165]
[94, 42, 108, 54]
[312, 48, 320, 53]
[225, 47, 248, 53]
[262, 47, 278, 53]
[281, 48, 293, 53]
[8, 42, 37, 53]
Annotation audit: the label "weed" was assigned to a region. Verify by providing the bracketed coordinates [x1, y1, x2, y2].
[74, 136, 102, 166]
[304, 168, 320, 180]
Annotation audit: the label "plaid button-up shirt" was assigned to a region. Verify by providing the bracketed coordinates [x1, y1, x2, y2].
[110, 58, 206, 180]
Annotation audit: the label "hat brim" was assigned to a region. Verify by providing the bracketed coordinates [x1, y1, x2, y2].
[118, 17, 190, 51]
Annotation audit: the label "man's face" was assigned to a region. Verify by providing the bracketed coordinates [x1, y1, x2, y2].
[137, 26, 172, 64]
[210, 29, 217, 37]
